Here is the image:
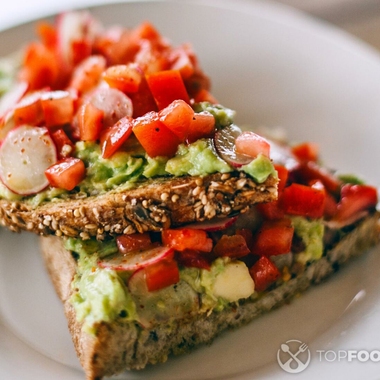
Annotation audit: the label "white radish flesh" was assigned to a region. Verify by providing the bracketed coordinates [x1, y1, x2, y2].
[0, 125, 57, 195]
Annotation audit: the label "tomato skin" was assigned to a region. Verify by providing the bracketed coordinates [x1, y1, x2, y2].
[78, 102, 104, 141]
[235, 131, 271, 158]
[101, 116, 134, 158]
[281, 182, 326, 219]
[249, 256, 281, 292]
[129, 76, 158, 118]
[51, 128, 74, 158]
[176, 249, 211, 270]
[102, 63, 143, 93]
[146, 70, 190, 110]
[256, 200, 285, 220]
[159, 99, 194, 141]
[213, 234, 251, 259]
[133, 111, 180, 157]
[45, 157, 85, 190]
[116, 233, 153, 254]
[251, 218, 294, 256]
[145, 257, 180, 292]
[162, 228, 213, 253]
[275, 164, 289, 193]
[40, 90, 74, 127]
[13, 91, 44, 126]
[291, 142, 319, 162]
[186, 111, 216, 143]
[332, 184, 378, 223]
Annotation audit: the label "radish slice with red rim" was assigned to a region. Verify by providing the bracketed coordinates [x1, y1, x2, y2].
[213, 124, 253, 167]
[98, 245, 174, 272]
[0, 125, 57, 195]
[185, 216, 238, 232]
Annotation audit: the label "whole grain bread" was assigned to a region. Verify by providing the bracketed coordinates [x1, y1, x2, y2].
[40, 212, 380, 380]
[0, 172, 277, 240]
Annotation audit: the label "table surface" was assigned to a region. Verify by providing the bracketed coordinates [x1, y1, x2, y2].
[0, 0, 379, 52]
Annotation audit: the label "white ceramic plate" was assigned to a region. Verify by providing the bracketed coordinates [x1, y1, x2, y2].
[1, 1, 380, 379]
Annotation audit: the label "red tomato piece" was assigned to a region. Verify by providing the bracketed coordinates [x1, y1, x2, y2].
[13, 91, 44, 126]
[37, 21, 57, 49]
[281, 182, 326, 219]
[78, 101, 104, 141]
[176, 249, 212, 270]
[145, 258, 180, 292]
[162, 228, 213, 253]
[159, 99, 194, 141]
[251, 218, 294, 256]
[45, 157, 85, 191]
[40, 90, 74, 127]
[292, 160, 341, 195]
[256, 200, 285, 221]
[213, 234, 251, 258]
[116, 233, 153, 254]
[71, 39, 92, 66]
[101, 116, 134, 159]
[236, 229, 254, 250]
[275, 164, 289, 193]
[249, 256, 281, 292]
[102, 63, 143, 93]
[146, 70, 190, 110]
[235, 131, 271, 158]
[192, 88, 218, 104]
[69, 55, 106, 95]
[51, 128, 74, 158]
[186, 111, 216, 143]
[291, 142, 319, 162]
[129, 76, 158, 118]
[333, 184, 378, 223]
[170, 46, 195, 80]
[133, 111, 181, 157]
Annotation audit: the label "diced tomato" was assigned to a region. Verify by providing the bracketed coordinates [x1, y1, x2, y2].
[291, 142, 319, 162]
[40, 90, 74, 128]
[213, 234, 251, 259]
[116, 233, 153, 254]
[133, 111, 180, 157]
[186, 111, 216, 143]
[145, 257, 180, 292]
[193, 88, 218, 104]
[251, 218, 294, 256]
[13, 91, 44, 126]
[183, 70, 211, 99]
[235, 131, 271, 158]
[332, 184, 378, 223]
[176, 249, 211, 270]
[158, 99, 194, 141]
[37, 22, 57, 49]
[51, 128, 74, 158]
[292, 160, 341, 195]
[71, 39, 93, 66]
[146, 70, 190, 110]
[102, 63, 143, 93]
[324, 191, 338, 219]
[18, 42, 59, 90]
[101, 116, 134, 158]
[45, 157, 85, 190]
[78, 101, 104, 141]
[281, 182, 326, 219]
[249, 256, 281, 292]
[275, 164, 289, 193]
[162, 228, 213, 253]
[132, 21, 163, 45]
[68, 55, 106, 95]
[170, 46, 195, 80]
[129, 76, 158, 118]
[236, 228, 254, 250]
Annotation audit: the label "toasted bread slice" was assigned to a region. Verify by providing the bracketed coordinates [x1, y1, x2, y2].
[0, 172, 277, 239]
[40, 212, 380, 380]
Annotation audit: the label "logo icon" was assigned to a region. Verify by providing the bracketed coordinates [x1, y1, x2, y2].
[277, 339, 311, 373]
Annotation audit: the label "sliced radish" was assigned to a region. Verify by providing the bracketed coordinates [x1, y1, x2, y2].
[269, 139, 299, 171]
[0, 125, 57, 195]
[185, 216, 238, 232]
[213, 124, 253, 167]
[89, 87, 133, 128]
[98, 245, 174, 272]
[57, 11, 102, 71]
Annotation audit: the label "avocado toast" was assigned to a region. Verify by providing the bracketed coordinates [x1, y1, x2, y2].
[0, 9, 379, 380]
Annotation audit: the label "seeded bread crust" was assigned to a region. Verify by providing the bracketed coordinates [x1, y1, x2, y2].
[40, 213, 380, 380]
[0, 172, 277, 240]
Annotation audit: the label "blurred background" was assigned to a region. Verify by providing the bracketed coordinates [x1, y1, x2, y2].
[278, 0, 380, 51]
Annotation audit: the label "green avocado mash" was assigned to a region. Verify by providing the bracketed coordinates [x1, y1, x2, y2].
[1, 102, 276, 206]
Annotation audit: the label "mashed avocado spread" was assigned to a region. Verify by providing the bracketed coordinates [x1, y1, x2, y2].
[0, 102, 276, 205]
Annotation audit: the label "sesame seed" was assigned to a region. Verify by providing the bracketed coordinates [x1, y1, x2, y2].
[56, 230, 62, 237]
[221, 173, 230, 180]
[80, 231, 90, 240]
[160, 192, 169, 201]
[142, 200, 149, 208]
[171, 194, 179, 203]
[85, 224, 97, 230]
[73, 209, 81, 218]
[236, 178, 247, 189]
[195, 178, 203, 186]
[192, 186, 201, 197]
